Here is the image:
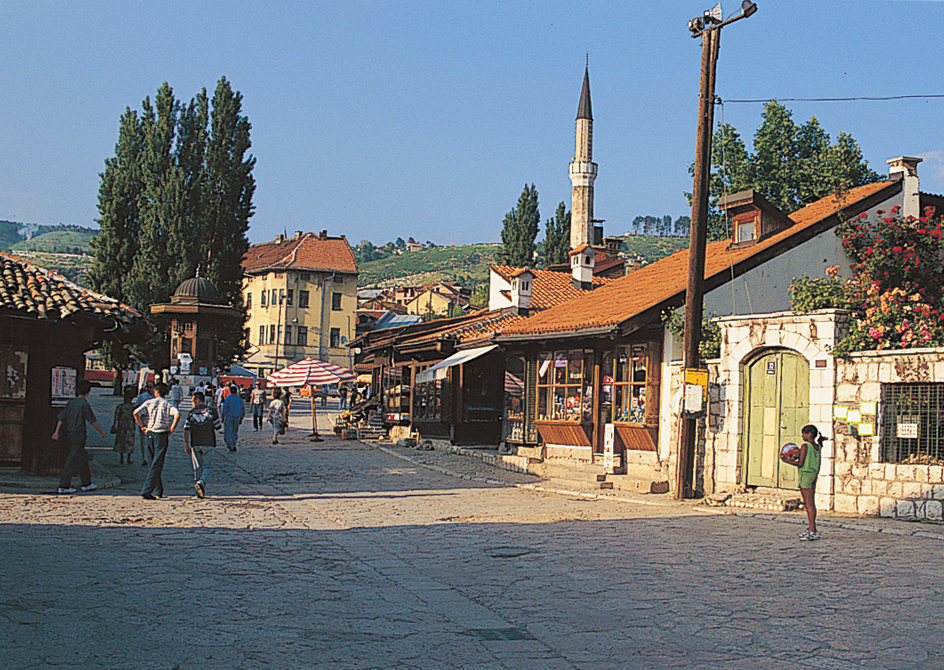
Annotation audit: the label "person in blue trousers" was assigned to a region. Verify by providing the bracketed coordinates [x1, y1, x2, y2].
[220, 384, 245, 452]
[134, 382, 180, 500]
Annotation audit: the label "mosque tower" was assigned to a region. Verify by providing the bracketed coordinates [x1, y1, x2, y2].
[568, 62, 597, 250]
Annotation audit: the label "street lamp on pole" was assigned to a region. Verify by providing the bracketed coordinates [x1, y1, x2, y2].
[676, 1, 757, 500]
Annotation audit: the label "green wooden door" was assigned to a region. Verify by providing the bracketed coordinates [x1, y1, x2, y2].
[744, 350, 808, 489]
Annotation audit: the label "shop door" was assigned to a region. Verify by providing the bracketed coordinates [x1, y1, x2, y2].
[744, 350, 808, 489]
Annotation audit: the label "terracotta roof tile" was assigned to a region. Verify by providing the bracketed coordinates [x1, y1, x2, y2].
[242, 233, 357, 275]
[491, 265, 612, 311]
[0, 252, 147, 335]
[499, 181, 896, 337]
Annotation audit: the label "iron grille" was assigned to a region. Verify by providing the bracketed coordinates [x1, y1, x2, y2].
[881, 383, 944, 463]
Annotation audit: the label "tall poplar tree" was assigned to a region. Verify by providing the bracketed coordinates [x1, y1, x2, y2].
[500, 184, 540, 267]
[544, 201, 571, 266]
[92, 77, 254, 371]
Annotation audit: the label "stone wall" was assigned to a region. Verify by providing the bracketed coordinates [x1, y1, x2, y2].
[834, 349, 944, 521]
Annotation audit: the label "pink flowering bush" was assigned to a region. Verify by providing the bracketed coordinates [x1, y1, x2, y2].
[792, 206, 944, 354]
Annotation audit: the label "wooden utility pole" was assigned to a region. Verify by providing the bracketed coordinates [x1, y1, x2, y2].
[676, 2, 756, 500]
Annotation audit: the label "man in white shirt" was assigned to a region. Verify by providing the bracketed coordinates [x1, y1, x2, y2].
[134, 382, 180, 500]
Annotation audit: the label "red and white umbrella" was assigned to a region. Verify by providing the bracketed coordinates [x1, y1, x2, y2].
[267, 358, 356, 387]
[265, 358, 356, 440]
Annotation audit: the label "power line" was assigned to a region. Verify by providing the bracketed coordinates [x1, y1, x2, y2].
[722, 94, 944, 103]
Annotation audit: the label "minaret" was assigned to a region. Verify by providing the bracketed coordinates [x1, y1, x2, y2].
[569, 61, 598, 251]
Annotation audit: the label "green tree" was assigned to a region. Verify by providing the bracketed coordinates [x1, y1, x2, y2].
[693, 101, 880, 240]
[93, 77, 254, 371]
[500, 184, 540, 267]
[544, 201, 571, 266]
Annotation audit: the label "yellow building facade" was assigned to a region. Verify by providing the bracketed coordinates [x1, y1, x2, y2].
[241, 231, 358, 379]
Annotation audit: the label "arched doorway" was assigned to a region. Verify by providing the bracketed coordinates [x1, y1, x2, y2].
[743, 349, 808, 489]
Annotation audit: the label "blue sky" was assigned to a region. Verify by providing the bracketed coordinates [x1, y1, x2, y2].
[1, 1, 941, 248]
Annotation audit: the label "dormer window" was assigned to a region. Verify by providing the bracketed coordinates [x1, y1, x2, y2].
[735, 214, 757, 244]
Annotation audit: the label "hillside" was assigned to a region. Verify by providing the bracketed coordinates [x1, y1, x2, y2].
[8, 229, 96, 254]
[358, 243, 502, 287]
[358, 235, 689, 287]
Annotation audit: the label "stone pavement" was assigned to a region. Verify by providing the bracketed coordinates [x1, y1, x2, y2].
[3, 389, 944, 669]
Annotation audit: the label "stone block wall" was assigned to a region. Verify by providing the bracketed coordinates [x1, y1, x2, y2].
[834, 349, 944, 521]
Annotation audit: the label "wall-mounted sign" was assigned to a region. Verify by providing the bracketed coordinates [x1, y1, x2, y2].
[51, 367, 77, 406]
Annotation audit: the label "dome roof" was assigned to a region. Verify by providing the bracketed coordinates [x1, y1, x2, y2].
[173, 276, 220, 302]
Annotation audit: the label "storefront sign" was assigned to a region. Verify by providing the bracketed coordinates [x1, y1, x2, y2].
[683, 368, 709, 418]
[603, 423, 615, 474]
[51, 366, 77, 406]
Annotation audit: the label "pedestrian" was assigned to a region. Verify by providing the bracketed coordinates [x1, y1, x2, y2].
[183, 391, 221, 499]
[220, 383, 245, 452]
[321, 383, 329, 407]
[169, 378, 183, 409]
[250, 381, 267, 431]
[785, 424, 826, 541]
[350, 386, 360, 406]
[283, 388, 292, 426]
[338, 383, 348, 410]
[52, 379, 108, 494]
[134, 382, 181, 500]
[268, 388, 287, 445]
[111, 385, 137, 465]
[214, 384, 227, 408]
[133, 380, 156, 466]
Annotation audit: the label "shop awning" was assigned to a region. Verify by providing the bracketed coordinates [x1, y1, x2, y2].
[415, 345, 497, 384]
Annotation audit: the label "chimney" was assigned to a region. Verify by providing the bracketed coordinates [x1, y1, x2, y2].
[888, 156, 922, 219]
[295, 230, 303, 239]
[603, 236, 622, 257]
[276, 234, 284, 243]
[318, 230, 328, 240]
[570, 244, 594, 290]
[510, 269, 533, 315]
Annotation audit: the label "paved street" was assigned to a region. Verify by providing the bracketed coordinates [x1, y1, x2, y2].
[3, 391, 944, 669]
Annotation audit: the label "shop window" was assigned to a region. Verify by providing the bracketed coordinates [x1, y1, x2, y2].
[503, 355, 526, 441]
[413, 365, 443, 421]
[536, 349, 593, 422]
[881, 383, 944, 463]
[602, 343, 649, 424]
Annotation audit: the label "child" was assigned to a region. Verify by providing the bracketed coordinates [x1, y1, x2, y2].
[268, 388, 287, 445]
[785, 424, 826, 541]
[52, 379, 108, 494]
[112, 386, 137, 464]
[183, 391, 221, 499]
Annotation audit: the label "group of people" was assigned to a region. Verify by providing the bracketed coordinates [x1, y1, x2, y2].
[55, 378, 292, 499]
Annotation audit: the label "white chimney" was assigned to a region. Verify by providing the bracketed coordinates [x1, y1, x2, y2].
[570, 244, 594, 290]
[510, 269, 533, 314]
[888, 156, 922, 219]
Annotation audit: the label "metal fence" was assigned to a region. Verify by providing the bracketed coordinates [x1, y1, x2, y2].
[881, 383, 944, 463]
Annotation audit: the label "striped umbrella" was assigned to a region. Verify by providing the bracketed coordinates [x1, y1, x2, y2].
[265, 358, 355, 440]
[267, 358, 356, 387]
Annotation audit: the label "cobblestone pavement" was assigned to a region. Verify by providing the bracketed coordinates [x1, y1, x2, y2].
[3, 390, 944, 669]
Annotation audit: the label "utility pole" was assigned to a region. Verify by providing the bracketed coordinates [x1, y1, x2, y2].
[677, 1, 757, 500]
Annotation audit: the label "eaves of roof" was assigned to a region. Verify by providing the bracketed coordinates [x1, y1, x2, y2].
[499, 180, 899, 339]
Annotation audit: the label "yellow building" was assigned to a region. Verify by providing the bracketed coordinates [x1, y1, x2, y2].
[241, 231, 358, 379]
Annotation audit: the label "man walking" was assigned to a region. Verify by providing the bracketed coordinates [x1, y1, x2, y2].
[183, 390, 220, 499]
[134, 382, 180, 500]
[250, 381, 267, 431]
[220, 383, 245, 452]
[52, 379, 107, 494]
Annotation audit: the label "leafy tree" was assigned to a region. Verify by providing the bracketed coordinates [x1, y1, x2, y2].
[693, 101, 880, 240]
[500, 184, 540, 266]
[395, 237, 405, 248]
[544, 201, 571, 266]
[674, 216, 691, 237]
[92, 77, 254, 371]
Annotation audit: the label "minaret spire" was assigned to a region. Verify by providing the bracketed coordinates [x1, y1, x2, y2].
[569, 59, 598, 251]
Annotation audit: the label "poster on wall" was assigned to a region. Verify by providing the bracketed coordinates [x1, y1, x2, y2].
[0, 347, 28, 399]
[51, 367, 77, 406]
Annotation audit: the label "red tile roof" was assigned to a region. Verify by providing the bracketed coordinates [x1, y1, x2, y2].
[498, 181, 897, 338]
[491, 265, 612, 311]
[242, 233, 357, 275]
